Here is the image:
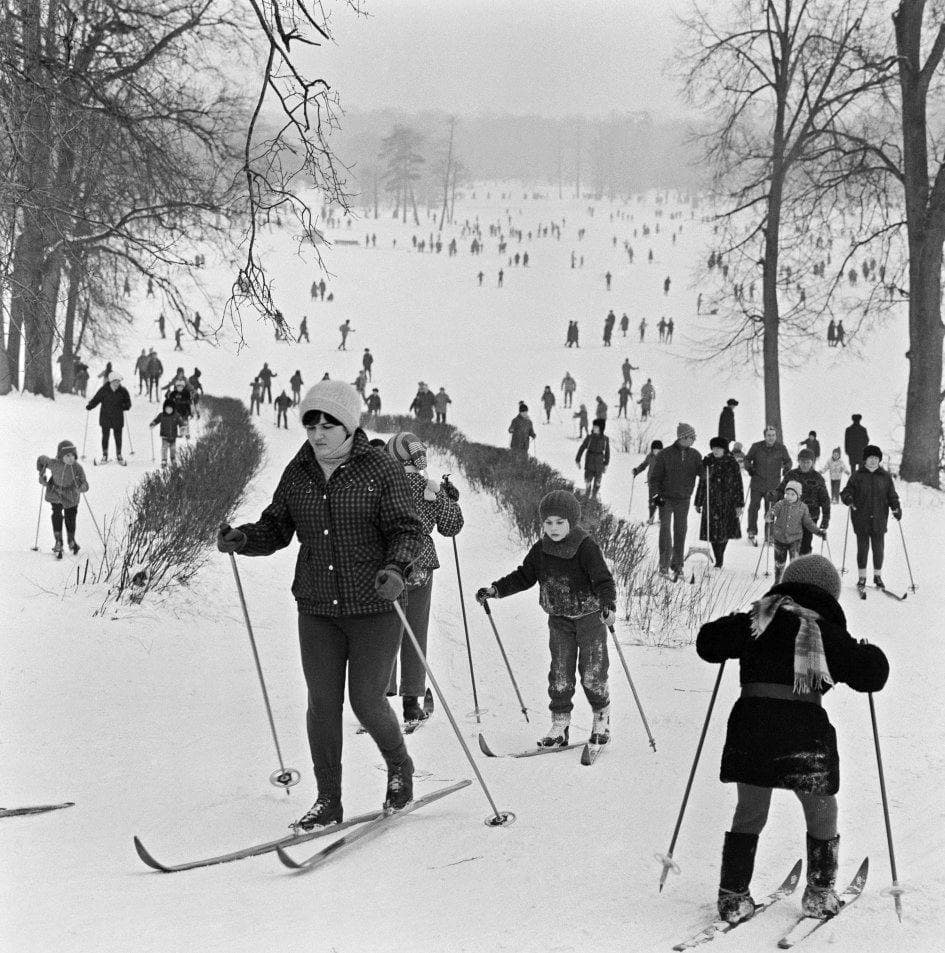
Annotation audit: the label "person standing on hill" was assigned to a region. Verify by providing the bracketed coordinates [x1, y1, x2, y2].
[146, 349, 163, 402]
[249, 378, 263, 416]
[216, 380, 425, 830]
[657, 317, 667, 342]
[258, 363, 277, 403]
[619, 313, 629, 337]
[639, 317, 646, 342]
[603, 310, 616, 347]
[616, 384, 631, 419]
[366, 388, 382, 417]
[844, 414, 869, 472]
[799, 431, 821, 463]
[290, 370, 304, 406]
[595, 395, 608, 420]
[573, 403, 589, 439]
[561, 371, 576, 408]
[649, 423, 702, 580]
[541, 386, 556, 423]
[433, 387, 452, 423]
[409, 382, 435, 423]
[638, 378, 655, 418]
[576, 419, 610, 498]
[362, 348, 374, 381]
[820, 449, 849, 504]
[134, 349, 149, 395]
[696, 555, 889, 926]
[298, 316, 310, 343]
[156, 312, 166, 338]
[666, 318, 675, 343]
[274, 390, 293, 429]
[605, 271, 612, 291]
[777, 450, 830, 555]
[621, 358, 638, 387]
[36, 440, 89, 556]
[744, 426, 793, 545]
[187, 368, 203, 419]
[718, 398, 738, 443]
[86, 373, 132, 464]
[695, 437, 744, 569]
[338, 319, 354, 350]
[632, 439, 664, 524]
[509, 402, 536, 455]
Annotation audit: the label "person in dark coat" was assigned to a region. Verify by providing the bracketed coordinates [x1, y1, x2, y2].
[718, 398, 738, 443]
[257, 363, 277, 403]
[649, 422, 702, 577]
[575, 418, 611, 498]
[509, 402, 536, 454]
[778, 450, 831, 555]
[409, 382, 436, 422]
[744, 426, 792, 544]
[696, 555, 889, 924]
[274, 390, 293, 429]
[840, 445, 901, 593]
[695, 437, 744, 568]
[799, 430, 821, 463]
[632, 439, 663, 523]
[146, 350, 163, 402]
[844, 414, 869, 471]
[86, 373, 132, 463]
[150, 400, 184, 466]
[290, 370, 304, 406]
[216, 380, 424, 829]
[540, 385, 556, 423]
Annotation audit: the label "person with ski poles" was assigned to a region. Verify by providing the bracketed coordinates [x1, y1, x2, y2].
[475, 489, 616, 750]
[694, 437, 744, 569]
[36, 440, 88, 556]
[86, 373, 132, 464]
[840, 445, 901, 596]
[384, 433, 464, 724]
[216, 380, 425, 829]
[696, 554, 889, 925]
[632, 439, 663, 524]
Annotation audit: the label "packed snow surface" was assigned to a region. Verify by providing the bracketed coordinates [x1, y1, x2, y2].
[1, 189, 942, 952]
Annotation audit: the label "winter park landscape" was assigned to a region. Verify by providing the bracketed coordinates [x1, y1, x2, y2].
[2, 3, 945, 953]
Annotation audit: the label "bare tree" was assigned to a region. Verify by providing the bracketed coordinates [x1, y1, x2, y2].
[380, 124, 424, 225]
[436, 116, 457, 232]
[681, 0, 893, 433]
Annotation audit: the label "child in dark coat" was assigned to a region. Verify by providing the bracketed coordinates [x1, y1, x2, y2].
[632, 439, 663, 523]
[476, 490, 617, 748]
[696, 555, 889, 924]
[36, 440, 89, 555]
[150, 401, 183, 466]
[576, 418, 611, 499]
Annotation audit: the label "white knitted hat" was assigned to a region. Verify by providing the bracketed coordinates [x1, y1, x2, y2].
[298, 380, 362, 434]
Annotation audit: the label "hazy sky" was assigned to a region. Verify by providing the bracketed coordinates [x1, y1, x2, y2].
[311, 0, 687, 118]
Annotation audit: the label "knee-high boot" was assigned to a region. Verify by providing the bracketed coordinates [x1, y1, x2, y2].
[802, 834, 840, 918]
[717, 831, 758, 924]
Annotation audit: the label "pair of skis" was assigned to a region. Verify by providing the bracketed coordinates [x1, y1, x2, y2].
[672, 857, 868, 950]
[477, 733, 607, 766]
[92, 458, 127, 466]
[857, 585, 908, 602]
[133, 779, 470, 874]
[356, 688, 434, 736]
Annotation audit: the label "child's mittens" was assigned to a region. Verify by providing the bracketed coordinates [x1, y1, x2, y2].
[37, 472, 47, 485]
[440, 479, 460, 501]
[476, 586, 497, 605]
[423, 477, 439, 501]
[374, 566, 405, 601]
[216, 523, 247, 553]
[600, 606, 617, 626]
[892, 507, 902, 521]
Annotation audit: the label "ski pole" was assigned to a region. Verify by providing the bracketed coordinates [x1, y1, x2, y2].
[227, 550, 300, 794]
[31, 485, 44, 551]
[480, 599, 529, 722]
[450, 530, 483, 721]
[896, 520, 916, 592]
[81, 410, 90, 460]
[81, 493, 107, 550]
[126, 424, 135, 456]
[150, 426, 155, 462]
[868, 691, 905, 921]
[840, 508, 850, 575]
[392, 598, 514, 828]
[629, 472, 636, 518]
[752, 535, 766, 579]
[609, 626, 656, 751]
[656, 661, 726, 891]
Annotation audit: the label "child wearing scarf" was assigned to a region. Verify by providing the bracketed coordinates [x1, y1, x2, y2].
[696, 555, 889, 925]
[476, 489, 617, 749]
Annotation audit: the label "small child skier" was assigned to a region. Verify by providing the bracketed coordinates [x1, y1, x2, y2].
[36, 440, 89, 556]
[150, 401, 183, 467]
[632, 439, 664, 523]
[573, 402, 589, 439]
[765, 481, 825, 583]
[820, 447, 850, 504]
[475, 489, 616, 749]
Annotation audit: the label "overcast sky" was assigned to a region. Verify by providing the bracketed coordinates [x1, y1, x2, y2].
[312, 0, 687, 118]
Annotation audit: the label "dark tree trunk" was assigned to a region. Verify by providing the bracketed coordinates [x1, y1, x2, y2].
[57, 253, 82, 393]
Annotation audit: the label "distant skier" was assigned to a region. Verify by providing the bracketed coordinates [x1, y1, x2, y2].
[146, 349, 163, 402]
[560, 371, 576, 408]
[657, 317, 667, 342]
[508, 402, 536, 454]
[605, 271, 612, 291]
[632, 440, 663, 524]
[666, 318, 675, 343]
[595, 395, 608, 420]
[36, 440, 88, 556]
[639, 318, 646, 342]
[362, 348, 374, 381]
[434, 387, 452, 423]
[249, 378, 263, 416]
[498, 269, 504, 287]
[573, 403, 589, 439]
[616, 385, 631, 418]
[174, 328, 183, 351]
[274, 390, 293, 429]
[826, 319, 836, 347]
[663, 276, 671, 295]
[834, 320, 846, 347]
[290, 370, 304, 406]
[540, 385, 556, 423]
[257, 363, 277, 403]
[338, 319, 354, 350]
[298, 316, 309, 343]
[621, 358, 638, 387]
[365, 388, 382, 417]
[638, 378, 655, 418]
[86, 373, 132, 464]
[603, 310, 616, 347]
[844, 414, 869, 471]
[819, 448, 849, 504]
[134, 349, 149, 395]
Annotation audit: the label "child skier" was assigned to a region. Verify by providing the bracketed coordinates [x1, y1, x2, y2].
[696, 555, 889, 924]
[575, 418, 610, 499]
[820, 448, 850, 504]
[765, 481, 825, 584]
[632, 439, 663, 523]
[475, 490, 616, 749]
[840, 445, 901, 594]
[573, 403, 589, 439]
[150, 401, 183, 467]
[36, 440, 89, 556]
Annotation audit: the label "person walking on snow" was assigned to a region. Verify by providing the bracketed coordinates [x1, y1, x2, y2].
[274, 390, 293, 429]
[174, 327, 183, 351]
[561, 371, 576, 408]
[146, 350, 163, 402]
[384, 433, 464, 723]
[187, 368, 203, 418]
[258, 363, 277, 403]
[603, 310, 616, 347]
[290, 370, 304, 406]
[365, 388, 382, 417]
[249, 378, 263, 416]
[648, 422, 702, 579]
[744, 426, 792, 545]
[362, 348, 374, 381]
[718, 398, 738, 444]
[298, 316, 309, 343]
[36, 440, 88, 555]
[638, 317, 646, 342]
[844, 414, 869, 472]
[657, 317, 667, 342]
[150, 401, 184, 467]
[616, 385, 632, 418]
[638, 378, 655, 418]
[476, 489, 617, 749]
[509, 402, 536, 454]
[621, 358, 638, 387]
[778, 450, 830, 555]
[840, 445, 901, 595]
[595, 395, 608, 420]
[696, 554, 889, 925]
[134, 349, 149, 395]
[820, 449, 849, 504]
[541, 385, 556, 423]
[632, 439, 663, 524]
[573, 403, 589, 439]
[433, 387, 452, 423]
[338, 319, 354, 350]
[216, 380, 425, 829]
[409, 382, 436, 422]
[576, 419, 610, 498]
[86, 373, 131, 464]
[799, 431, 821, 463]
[765, 482, 826, 583]
[695, 437, 744, 568]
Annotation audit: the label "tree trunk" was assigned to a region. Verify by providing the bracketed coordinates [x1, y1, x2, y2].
[762, 176, 784, 436]
[57, 253, 81, 393]
[23, 247, 62, 398]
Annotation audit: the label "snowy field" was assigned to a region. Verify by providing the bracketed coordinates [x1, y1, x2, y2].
[1, 189, 943, 953]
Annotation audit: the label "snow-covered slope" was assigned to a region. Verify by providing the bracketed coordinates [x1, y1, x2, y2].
[1, 190, 941, 953]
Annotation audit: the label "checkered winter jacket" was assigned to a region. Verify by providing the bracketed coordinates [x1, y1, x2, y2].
[404, 471, 464, 583]
[236, 431, 424, 617]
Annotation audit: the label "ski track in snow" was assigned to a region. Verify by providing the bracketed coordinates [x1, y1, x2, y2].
[1, 190, 942, 953]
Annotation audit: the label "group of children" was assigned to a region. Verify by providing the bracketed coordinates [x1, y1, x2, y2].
[149, 368, 201, 466]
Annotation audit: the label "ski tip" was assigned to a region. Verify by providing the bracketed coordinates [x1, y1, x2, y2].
[785, 857, 803, 891]
[133, 835, 171, 872]
[580, 743, 591, 766]
[477, 733, 496, 757]
[275, 845, 304, 869]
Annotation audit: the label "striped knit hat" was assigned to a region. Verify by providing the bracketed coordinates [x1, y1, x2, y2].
[386, 432, 428, 470]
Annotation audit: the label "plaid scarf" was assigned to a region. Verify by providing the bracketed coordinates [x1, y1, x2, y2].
[750, 594, 834, 693]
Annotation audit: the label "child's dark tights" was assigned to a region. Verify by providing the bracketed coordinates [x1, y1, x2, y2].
[51, 504, 77, 536]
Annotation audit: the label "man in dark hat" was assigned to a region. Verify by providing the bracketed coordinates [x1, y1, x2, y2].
[844, 414, 869, 471]
[718, 398, 738, 443]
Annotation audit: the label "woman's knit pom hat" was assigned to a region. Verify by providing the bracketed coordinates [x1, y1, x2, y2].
[784, 480, 803, 498]
[539, 489, 581, 527]
[386, 432, 428, 470]
[299, 380, 362, 433]
[781, 554, 841, 599]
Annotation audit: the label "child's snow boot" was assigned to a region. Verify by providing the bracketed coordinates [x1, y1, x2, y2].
[292, 795, 343, 831]
[538, 712, 570, 747]
[801, 834, 841, 918]
[52, 532, 64, 558]
[68, 535, 80, 555]
[856, 577, 867, 595]
[590, 705, 611, 745]
[873, 573, 885, 590]
[385, 755, 414, 810]
[717, 831, 758, 924]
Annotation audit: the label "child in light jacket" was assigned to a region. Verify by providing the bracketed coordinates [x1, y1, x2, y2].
[36, 439, 89, 555]
[820, 448, 849, 504]
[766, 481, 825, 583]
